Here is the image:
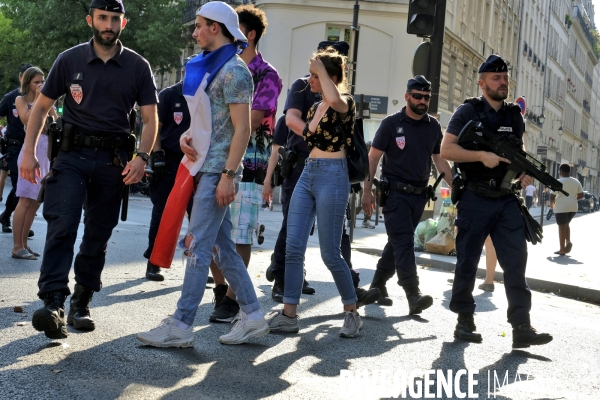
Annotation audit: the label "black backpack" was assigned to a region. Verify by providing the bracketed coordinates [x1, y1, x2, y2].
[342, 118, 369, 184]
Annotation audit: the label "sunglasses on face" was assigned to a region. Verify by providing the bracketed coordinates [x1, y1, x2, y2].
[407, 93, 431, 101]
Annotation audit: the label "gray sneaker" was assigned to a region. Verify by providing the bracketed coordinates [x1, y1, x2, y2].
[362, 220, 375, 229]
[267, 310, 300, 333]
[218, 312, 269, 345]
[339, 311, 363, 338]
[136, 317, 194, 348]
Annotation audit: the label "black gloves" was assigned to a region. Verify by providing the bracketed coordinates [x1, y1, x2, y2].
[150, 150, 167, 183]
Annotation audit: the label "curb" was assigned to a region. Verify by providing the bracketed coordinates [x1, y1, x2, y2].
[354, 247, 600, 304]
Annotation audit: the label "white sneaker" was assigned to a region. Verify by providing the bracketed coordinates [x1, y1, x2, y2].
[219, 311, 269, 345]
[339, 311, 363, 338]
[137, 317, 194, 348]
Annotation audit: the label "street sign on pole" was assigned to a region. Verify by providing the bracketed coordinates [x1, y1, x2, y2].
[515, 96, 526, 115]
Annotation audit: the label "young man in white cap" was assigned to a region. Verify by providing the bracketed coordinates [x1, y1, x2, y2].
[137, 1, 269, 347]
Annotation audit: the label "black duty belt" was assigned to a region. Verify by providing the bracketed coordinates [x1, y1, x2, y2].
[8, 139, 23, 147]
[466, 181, 512, 198]
[389, 182, 427, 195]
[73, 131, 127, 151]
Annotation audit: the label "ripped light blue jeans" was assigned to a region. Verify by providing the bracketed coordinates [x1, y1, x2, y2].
[173, 173, 260, 326]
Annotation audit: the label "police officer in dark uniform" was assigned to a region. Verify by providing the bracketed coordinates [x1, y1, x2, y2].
[143, 56, 194, 282]
[266, 40, 380, 307]
[0, 63, 34, 234]
[362, 75, 452, 315]
[441, 55, 552, 347]
[20, 0, 158, 339]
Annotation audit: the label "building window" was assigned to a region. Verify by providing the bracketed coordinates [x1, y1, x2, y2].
[327, 26, 352, 44]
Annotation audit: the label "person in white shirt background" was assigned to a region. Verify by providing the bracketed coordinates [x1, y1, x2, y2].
[524, 183, 537, 209]
[550, 164, 584, 256]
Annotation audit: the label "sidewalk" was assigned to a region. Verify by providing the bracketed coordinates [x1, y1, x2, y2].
[258, 201, 600, 304]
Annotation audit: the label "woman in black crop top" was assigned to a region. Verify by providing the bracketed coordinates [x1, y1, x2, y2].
[267, 48, 363, 338]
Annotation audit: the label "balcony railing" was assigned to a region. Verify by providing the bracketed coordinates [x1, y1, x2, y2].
[183, 0, 252, 23]
[575, 6, 597, 48]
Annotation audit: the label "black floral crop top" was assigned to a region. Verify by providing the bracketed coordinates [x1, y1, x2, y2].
[303, 94, 356, 152]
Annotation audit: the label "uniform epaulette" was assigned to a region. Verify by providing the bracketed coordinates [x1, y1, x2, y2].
[463, 97, 483, 106]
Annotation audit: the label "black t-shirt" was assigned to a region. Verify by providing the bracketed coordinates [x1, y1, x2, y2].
[0, 88, 25, 141]
[372, 107, 442, 186]
[157, 82, 189, 155]
[273, 114, 288, 146]
[282, 77, 320, 158]
[42, 39, 158, 136]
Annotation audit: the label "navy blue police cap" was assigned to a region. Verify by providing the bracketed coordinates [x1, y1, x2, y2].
[478, 55, 508, 73]
[407, 75, 431, 92]
[20, 64, 33, 74]
[317, 41, 350, 57]
[90, 0, 125, 14]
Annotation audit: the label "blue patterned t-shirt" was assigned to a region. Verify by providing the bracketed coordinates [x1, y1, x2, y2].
[199, 55, 253, 174]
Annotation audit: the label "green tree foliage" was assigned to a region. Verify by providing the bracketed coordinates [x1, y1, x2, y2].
[1, 0, 185, 81]
[0, 11, 31, 95]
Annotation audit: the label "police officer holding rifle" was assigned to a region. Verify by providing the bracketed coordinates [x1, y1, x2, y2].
[440, 55, 552, 348]
[20, 0, 158, 339]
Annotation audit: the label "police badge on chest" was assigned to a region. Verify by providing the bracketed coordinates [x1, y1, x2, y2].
[396, 127, 406, 150]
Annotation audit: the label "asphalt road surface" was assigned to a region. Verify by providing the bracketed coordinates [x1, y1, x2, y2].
[0, 194, 599, 399]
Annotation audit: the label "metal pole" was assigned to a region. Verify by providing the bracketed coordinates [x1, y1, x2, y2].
[350, 0, 360, 96]
[427, 0, 447, 114]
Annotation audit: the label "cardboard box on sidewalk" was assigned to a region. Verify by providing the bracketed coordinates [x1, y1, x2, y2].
[426, 232, 455, 255]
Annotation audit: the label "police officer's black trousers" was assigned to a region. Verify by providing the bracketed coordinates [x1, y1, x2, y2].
[147, 156, 191, 257]
[271, 162, 358, 286]
[450, 190, 531, 327]
[381, 190, 428, 289]
[1, 144, 22, 220]
[37, 147, 125, 296]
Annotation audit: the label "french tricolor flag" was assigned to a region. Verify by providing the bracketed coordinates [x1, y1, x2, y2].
[150, 44, 239, 269]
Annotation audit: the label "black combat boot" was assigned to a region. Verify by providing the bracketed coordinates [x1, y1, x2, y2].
[403, 286, 433, 315]
[272, 280, 284, 303]
[301, 269, 315, 294]
[454, 313, 482, 343]
[370, 273, 393, 306]
[67, 284, 96, 331]
[0, 212, 12, 233]
[356, 287, 381, 308]
[32, 291, 68, 339]
[512, 324, 553, 348]
[212, 284, 229, 309]
[146, 261, 164, 281]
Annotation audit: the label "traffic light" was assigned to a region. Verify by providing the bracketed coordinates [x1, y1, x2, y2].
[407, 0, 438, 37]
[58, 106, 63, 114]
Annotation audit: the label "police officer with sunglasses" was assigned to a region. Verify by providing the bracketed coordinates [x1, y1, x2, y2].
[362, 75, 452, 314]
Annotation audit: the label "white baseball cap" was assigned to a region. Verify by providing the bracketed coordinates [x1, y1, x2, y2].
[196, 1, 247, 43]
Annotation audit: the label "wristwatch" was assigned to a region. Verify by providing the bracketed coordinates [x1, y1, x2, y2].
[136, 152, 150, 163]
[222, 168, 236, 179]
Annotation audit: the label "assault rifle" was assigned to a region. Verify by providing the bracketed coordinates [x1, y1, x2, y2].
[457, 120, 568, 196]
